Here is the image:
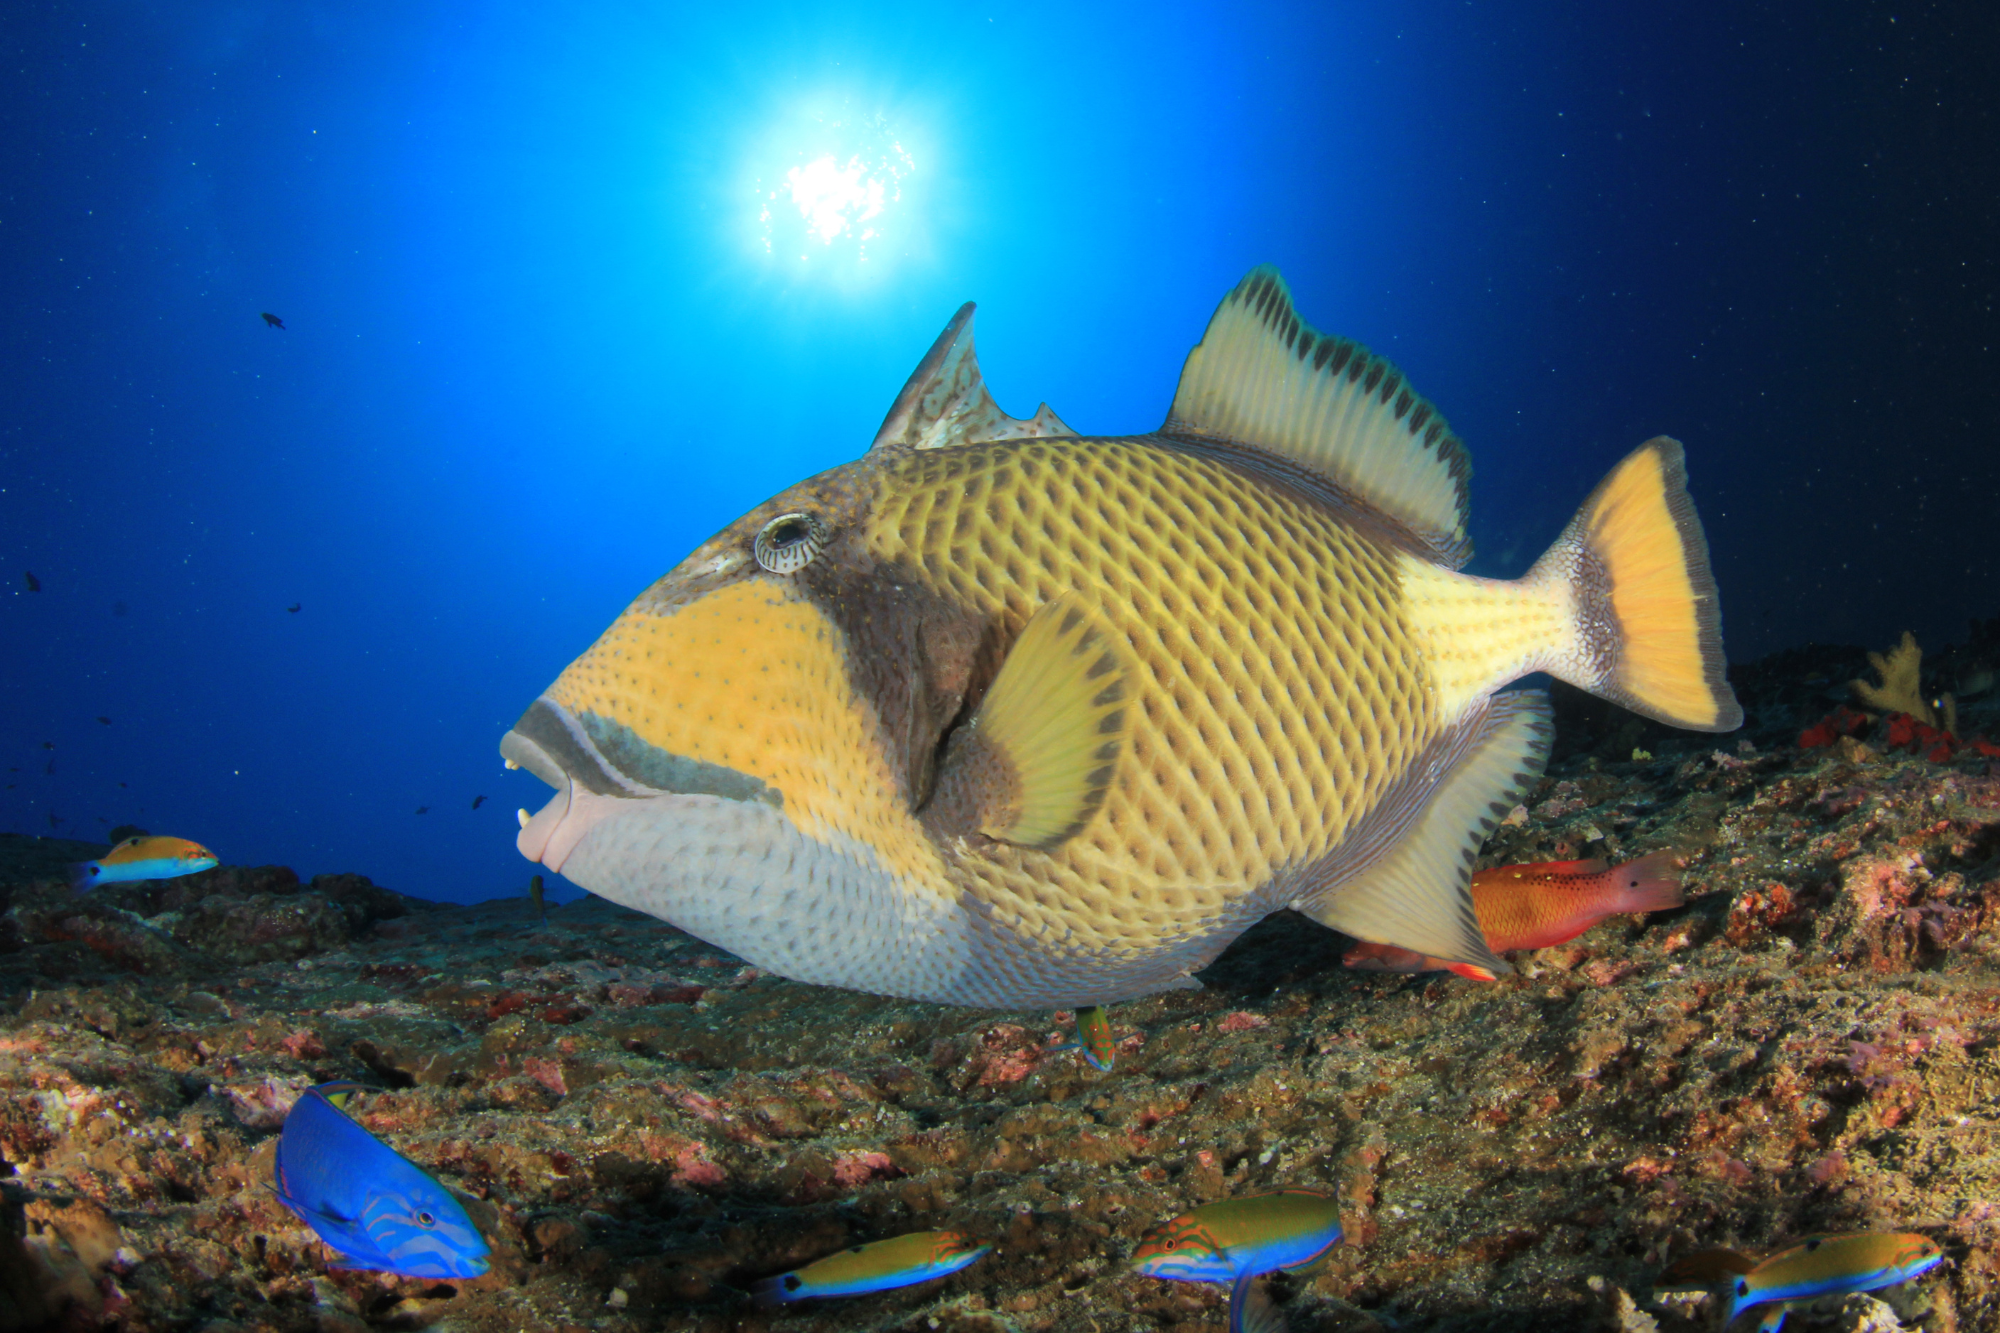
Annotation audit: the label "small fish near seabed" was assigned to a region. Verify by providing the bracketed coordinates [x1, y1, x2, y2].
[502, 267, 1741, 1008]
[752, 1230, 990, 1305]
[1050, 1004, 1117, 1071]
[273, 1081, 490, 1280]
[70, 835, 218, 891]
[528, 873, 547, 924]
[1342, 850, 1686, 980]
[261, 312, 285, 329]
[1134, 1188, 1343, 1333]
[1658, 1232, 1943, 1331]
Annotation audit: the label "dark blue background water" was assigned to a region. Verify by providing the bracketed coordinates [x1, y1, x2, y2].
[5, 2, 1993, 903]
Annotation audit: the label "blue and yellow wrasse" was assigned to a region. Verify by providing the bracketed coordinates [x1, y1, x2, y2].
[274, 1081, 491, 1280]
[1133, 1188, 1342, 1333]
[1051, 1005, 1116, 1071]
[752, 1230, 989, 1304]
[69, 835, 217, 891]
[504, 267, 1739, 1008]
[1721, 1233, 1943, 1331]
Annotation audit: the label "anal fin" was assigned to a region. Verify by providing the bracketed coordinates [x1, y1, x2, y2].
[1296, 692, 1553, 972]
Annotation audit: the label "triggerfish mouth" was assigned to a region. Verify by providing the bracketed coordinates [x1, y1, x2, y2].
[69, 835, 218, 891]
[503, 266, 1741, 1009]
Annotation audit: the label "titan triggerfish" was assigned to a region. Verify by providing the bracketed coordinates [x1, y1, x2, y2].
[503, 266, 1741, 1009]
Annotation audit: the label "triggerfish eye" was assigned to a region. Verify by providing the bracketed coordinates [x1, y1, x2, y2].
[754, 511, 828, 573]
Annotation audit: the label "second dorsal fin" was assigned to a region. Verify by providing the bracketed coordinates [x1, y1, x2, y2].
[1165, 267, 1473, 568]
[869, 303, 1076, 454]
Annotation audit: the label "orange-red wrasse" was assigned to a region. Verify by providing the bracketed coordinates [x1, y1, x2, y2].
[1342, 850, 1684, 980]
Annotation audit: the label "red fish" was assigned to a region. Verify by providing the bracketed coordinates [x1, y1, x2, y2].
[1343, 851, 1684, 980]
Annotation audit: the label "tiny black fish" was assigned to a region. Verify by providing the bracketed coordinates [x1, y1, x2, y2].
[529, 874, 547, 924]
[415, 806, 429, 815]
[471, 795, 486, 809]
[261, 312, 285, 330]
[47, 814, 62, 828]
[44, 759, 55, 776]
[23, 571, 40, 592]
[41, 741, 53, 750]
[97, 717, 111, 726]
[287, 603, 301, 613]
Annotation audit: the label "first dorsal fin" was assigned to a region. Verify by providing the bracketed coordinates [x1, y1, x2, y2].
[1165, 267, 1473, 568]
[869, 303, 1076, 454]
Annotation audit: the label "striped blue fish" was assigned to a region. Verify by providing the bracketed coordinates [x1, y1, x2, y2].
[274, 1081, 490, 1280]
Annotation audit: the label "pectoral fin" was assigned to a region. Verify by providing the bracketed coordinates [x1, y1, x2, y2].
[925, 595, 1132, 850]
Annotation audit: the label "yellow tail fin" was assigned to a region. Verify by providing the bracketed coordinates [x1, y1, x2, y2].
[1531, 438, 1741, 731]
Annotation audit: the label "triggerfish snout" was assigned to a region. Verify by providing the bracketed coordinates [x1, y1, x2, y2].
[1134, 1188, 1342, 1333]
[751, 1230, 990, 1305]
[1719, 1232, 1944, 1330]
[69, 835, 218, 891]
[273, 1081, 491, 1280]
[1342, 850, 1685, 980]
[504, 266, 1739, 1010]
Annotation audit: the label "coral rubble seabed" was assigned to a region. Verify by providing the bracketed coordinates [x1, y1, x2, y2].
[4, 638, 2000, 1333]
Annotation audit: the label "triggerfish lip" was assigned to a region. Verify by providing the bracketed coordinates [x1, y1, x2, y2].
[502, 727, 610, 876]
[502, 697, 744, 876]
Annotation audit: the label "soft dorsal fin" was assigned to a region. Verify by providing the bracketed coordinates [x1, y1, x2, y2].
[869, 303, 1076, 454]
[1165, 267, 1473, 568]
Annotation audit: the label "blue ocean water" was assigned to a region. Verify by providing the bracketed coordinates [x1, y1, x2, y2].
[3, 2, 1992, 904]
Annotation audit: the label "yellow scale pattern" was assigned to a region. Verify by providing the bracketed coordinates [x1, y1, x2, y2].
[547, 581, 955, 899]
[871, 437, 1443, 957]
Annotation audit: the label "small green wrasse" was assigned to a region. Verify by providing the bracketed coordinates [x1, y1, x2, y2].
[1133, 1188, 1342, 1333]
[1342, 850, 1684, 980]
[1721, 1233, 1943, 1331]
[752, 1230, 989, 1305]
[70, 835, 218, 891]
[504, 267, 1740, 1008]
[1051, 1004, 1116, 1070]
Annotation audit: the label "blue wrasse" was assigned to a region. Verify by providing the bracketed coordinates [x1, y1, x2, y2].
[1660, 1232, 1944, 1331]
[69, 835, 217, 891]
[1133, 1188, 1343, 1333]
[274, 1081, 491, 1280]
[752, 1230, 989, 1305]
[1051, 1005, 1116, 1070]
[1724, 1233, 1943, 1331]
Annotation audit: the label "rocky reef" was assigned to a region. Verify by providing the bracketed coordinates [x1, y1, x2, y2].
[2, 642, 1999, 1333]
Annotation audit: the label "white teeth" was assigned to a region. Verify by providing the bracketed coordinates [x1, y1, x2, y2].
[517, 808, 530, 830]
[505, 759, 519, 770]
